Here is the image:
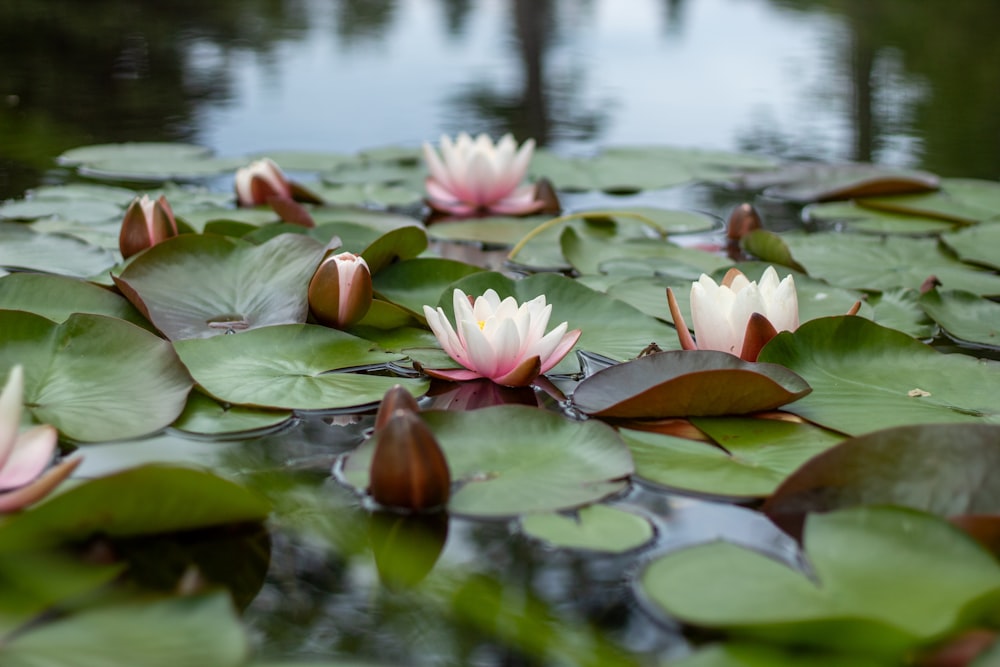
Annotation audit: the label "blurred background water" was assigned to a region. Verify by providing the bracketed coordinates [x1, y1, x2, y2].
[2, 0, 999, 201]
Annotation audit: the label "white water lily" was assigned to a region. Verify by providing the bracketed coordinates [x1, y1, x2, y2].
[0, 366, 77, 512]
[422, 289, 581, 387]
[668, 266, 799, 361]
[422, 133, 544, 216]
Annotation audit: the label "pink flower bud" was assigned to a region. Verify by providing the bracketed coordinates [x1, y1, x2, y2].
[119, 195, 179, 259]
[234, 158, 293, 207]
[308, 252, 373, 329]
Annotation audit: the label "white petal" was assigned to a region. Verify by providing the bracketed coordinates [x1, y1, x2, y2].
[0, 425, 57, 491]
[0, 366, 24, 472]
[459, 318, 499, 378]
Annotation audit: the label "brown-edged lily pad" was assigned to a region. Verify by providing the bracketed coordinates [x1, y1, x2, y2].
[571, 351, 811, 419]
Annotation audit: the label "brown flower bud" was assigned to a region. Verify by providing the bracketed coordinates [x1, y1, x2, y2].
[369, 411, 450, 512]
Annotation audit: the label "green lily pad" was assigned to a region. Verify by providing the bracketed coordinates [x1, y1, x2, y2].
[640, 506, 1000, 655]
[0, 273, 152, 330]
[439, 272, 682, 373]
[623, 417, 844, 498]
[372, 257, 485, 319]
[0, 311, 192, 442]
[942, 224, 1000, 271]
[341, 405, 633, 518]
[177, 207, 280, 233]
[171, 391, 293, 436]
[173, 323, 427, 410]
[561, 225, 729, 277]
[520, 504, 654, 553]
[427, 216, 552, 247]
[865, 288, 936, 339]
[79, 154, 246, 182]
[0, 592, 248, 667]
[920, 289, 1000, 349]
[26, 183, 138, 204]
[758, 163, 939, 203]
[579, 207, 717, 234]
[360, 225, 428, 274]
[314, 183, 423, 208]
[674, 643, 894, 667]
[779, 232, 1000, 296]
[0, 465, 269, 551]
[0, 224, 116, 277]
[72, 433, 239, 478]
[246, 150, 352, 171]
[0, 198, 122, 224]
[115, 233, 326, 340]
[758, 316, 1000, 435]
[764, 423, 1000, 530]
[855, 178, 1000, 224]
[57, 142, 212, 166]
[573, 351, 811, 419]
[804, 200, 957, 235]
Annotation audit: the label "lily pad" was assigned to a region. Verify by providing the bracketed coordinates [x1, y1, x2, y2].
[920, 289, 1000, 349]
[173, 323, 427, 410]
[114, 233, 326, 340]
[740, 230, 806, 273]
[360, 225, 428, 274]
[341, 405, 633, 518]
[371, 257, 485, 319]
[864, 288, 936, 339]
[561, 225, 728, 277]
[0, 465, 269, 551]
[177, 207, 280, 233]
[572, 351, 811, 419]
[520, 504, 654, 553]
[758, 163, 939, 203]
[640, 506, 1000, 655]
[171, 391, 293, 436]
[778, 232, 1000, 296]
[0, 198, 122, 224]
[57, 142, 212, 166]
[0, 592, 248, 667]
[942, 224, 1000, 271]
[855, 178, 1000, 224]
[0, 224, 116, 278]
[674, 643, 892, 667]
[804, 200, 957, 235]
[623, 417, 844, 498]
[757, 316, 1000, 435]
[763, 424, 1000, 525]
[439, 272, 682, 373]
[0, 311, 192, 442]
[79, 154, 246, 182]
[427, 216, 552, 247]
[0, 273, 152, 330]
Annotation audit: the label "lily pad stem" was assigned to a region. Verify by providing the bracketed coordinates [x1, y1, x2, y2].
[507, 210, 669, 261]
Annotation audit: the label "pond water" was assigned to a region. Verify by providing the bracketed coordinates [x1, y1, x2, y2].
[2, 2, 1000, 667]
[3, 0, 1000, 201]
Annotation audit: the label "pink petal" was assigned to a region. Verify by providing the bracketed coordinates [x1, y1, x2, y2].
[0, 456, 80, 513]
[493, 355, 542, 387]
[422, 367, 484, 382]
[539, 328, 581, 374]
[0, 366, 24, 472]
[0, 425, 57, 491]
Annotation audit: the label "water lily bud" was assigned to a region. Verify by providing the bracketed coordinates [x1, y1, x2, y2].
[373, 384, 421, 433]
[422, 288, 581, 387]
[119, 194, 179, 259]
[726, 203, 762, 241]
[234, 158, 293, 207]
[422, 133, 545, 217]
[369, 411, 451, 512]
[308, 252, 373, 329]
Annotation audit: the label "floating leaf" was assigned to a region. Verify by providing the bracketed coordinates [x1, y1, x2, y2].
[171, 391, 293, 436]
[573, 351, 811, 419]
[758, 316, 1000, 435]
[173, 323, 427, 410]
[623, 417, 844, 498]
[675, 643, 893, 667]
[360, 225, 428, 274]
[0, 465, 270, 551]
[758, 163, 939, 203]
[115, 233, 326, 340]
[427, 215, 552, 247]
[0, 273, 152, 330]
[763, 424, 1000, 527]
[371, 257, 484, 319]
[0, 224, 116, 278]
[0, 198, 122, 224]
[920, 289, 1000, 349]
[57, 142, 212, 166]
[942, 224, 1000, 271]
[0, 593, 248, 667]
[804, 200, 957, 235]
[640, 506, 1000, 655]
[865, 288, 935, 339]
[341, 405, 633, 518]
[740, 230, 806, 273]
[520, 504, 654, 553]
[177, 207, 280, 232]
[855, 178, 1000, 224]
[560, 225, 728, 277]
[779, 232, 1000, 296]
[0, 311, 192, 442]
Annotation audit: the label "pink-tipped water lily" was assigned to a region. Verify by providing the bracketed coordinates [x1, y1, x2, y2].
[235, 158, 293, 207]
[667, 266, 799, 362]
[0, 366, 78, 513]
[422, 133, 545, 216]
[119, 194, 179, 259]
[422, 289, 581, 387]
[308, 251, 373, 329]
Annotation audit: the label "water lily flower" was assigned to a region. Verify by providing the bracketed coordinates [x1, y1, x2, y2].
[422, 289, 581, 387]
[0, 366, 78, 513]
[235, 158, 293, 207]
[422, 133, 545, 216]
[119, 194, 179, 259]
[308, 251, 373, 329]
[667, 266, 799, 362]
